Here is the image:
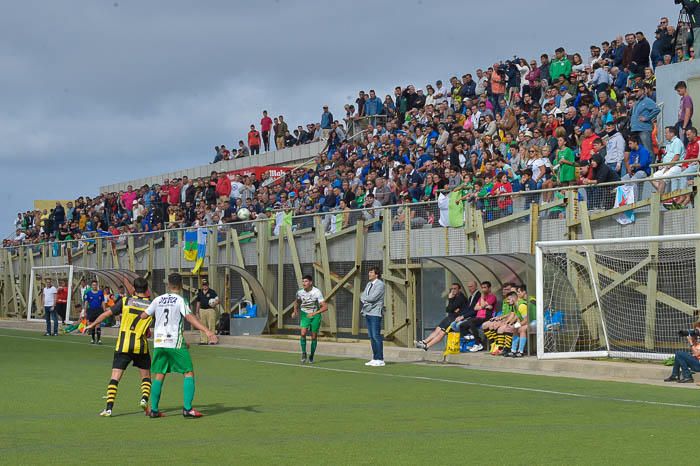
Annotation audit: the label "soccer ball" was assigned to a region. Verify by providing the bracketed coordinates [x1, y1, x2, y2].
[237, 208, 251, 220]
[208, 297, 220, 308]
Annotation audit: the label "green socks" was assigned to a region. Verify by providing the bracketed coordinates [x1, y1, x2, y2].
[300, 336, 307, 354]
[151, 378, 163, 412]
[183, 376, 195, 411]
[310, 339, 318, 356]
[149, 377, 196, 412]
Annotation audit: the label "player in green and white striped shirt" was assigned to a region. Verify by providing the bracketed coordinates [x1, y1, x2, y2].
[140, 273, 218, 418]
[291, 275, 328, 364]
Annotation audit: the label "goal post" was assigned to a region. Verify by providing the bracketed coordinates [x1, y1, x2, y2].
[27, 265, 74, 323]
[535, 234, 700, 361]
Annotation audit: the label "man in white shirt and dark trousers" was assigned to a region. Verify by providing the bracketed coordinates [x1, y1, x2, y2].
[361, 266, 385, 367]
[42, 278, 58, 336]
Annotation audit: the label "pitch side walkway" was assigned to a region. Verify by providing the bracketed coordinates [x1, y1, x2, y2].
[0, 320, 689, 389]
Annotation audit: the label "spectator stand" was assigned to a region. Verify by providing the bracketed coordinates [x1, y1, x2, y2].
[2, 173, 699, 349]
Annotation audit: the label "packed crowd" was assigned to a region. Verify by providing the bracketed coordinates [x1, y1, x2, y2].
[7, 15, 700, 250]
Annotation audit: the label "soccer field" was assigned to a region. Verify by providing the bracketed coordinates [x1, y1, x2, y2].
[0, 328, 697, 465]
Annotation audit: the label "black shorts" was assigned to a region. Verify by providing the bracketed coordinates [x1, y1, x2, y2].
[438, 314, 458, 332]
[112, 352, 151, 370]
[87, 308, 102, 322]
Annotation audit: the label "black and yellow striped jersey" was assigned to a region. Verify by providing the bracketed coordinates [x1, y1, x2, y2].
[111, 296, 152, 354]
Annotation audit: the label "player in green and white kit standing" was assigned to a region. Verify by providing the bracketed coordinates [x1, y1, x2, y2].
[291, 275, 327, 364]
[139, 273, 218, 418]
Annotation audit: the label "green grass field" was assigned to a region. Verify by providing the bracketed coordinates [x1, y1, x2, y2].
[0, 327, 697, 465]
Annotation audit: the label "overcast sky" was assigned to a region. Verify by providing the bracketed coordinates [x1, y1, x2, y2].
[1, 0, 673, 235]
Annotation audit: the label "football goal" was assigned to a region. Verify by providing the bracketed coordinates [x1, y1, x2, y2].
[535, 234, 699, 361]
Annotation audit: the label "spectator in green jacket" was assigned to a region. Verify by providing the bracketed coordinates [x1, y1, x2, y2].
[554, 136, 576, 184]
[550, 47, 573, 81]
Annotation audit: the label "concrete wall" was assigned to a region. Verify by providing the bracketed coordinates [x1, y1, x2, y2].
[656, 60, 700, 139]
[99, 141, 324, 193]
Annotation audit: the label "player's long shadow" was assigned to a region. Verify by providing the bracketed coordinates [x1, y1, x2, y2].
[111, 404, 261, 418]
[196, 403, 262, 416]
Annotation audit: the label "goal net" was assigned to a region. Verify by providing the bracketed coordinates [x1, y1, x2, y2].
[535, 234, 699, 361]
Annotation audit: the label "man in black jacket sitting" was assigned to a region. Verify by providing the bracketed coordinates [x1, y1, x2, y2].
[415, 283, 468, 351]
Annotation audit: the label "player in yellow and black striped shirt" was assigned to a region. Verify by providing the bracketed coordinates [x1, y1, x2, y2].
[85, 277, 153, 417]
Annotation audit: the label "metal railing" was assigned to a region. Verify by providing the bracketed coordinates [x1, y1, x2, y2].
[5, 170, 698, 257]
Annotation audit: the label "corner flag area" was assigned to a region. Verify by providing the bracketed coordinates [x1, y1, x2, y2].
[0, 328, 697, 464]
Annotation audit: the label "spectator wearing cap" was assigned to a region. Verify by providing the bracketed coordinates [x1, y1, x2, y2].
[579, 124, 599, 162]
[630, 87, 660, 153]
[194, 279, 218, 344]
[132, 199, 145, 220]
[433, 79, 449, 104]
[557, 86, 573, 112]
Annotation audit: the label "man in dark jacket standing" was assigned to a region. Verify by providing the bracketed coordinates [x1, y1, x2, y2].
[632, 31, 651, 71]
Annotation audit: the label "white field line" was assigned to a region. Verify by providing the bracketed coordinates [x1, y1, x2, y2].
[216, 355, 700, 410]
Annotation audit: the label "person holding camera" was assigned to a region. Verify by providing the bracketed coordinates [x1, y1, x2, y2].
[664, 321, 700, 383]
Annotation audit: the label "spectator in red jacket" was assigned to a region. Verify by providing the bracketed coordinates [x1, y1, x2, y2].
[248, 125, 261, 155]
[215, 172, 231, 201]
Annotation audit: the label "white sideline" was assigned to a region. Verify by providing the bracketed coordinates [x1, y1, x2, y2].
[2, 332, 698, 410]
[215, 356, 700, 410]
